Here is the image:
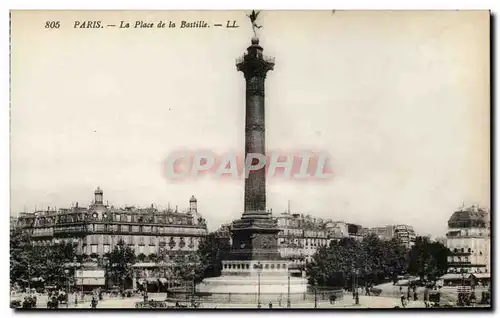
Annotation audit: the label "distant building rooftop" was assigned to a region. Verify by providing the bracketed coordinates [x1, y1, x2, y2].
[448, 205, 489, 229]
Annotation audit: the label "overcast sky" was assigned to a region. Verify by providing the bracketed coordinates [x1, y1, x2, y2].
[10, 11, 490, 237]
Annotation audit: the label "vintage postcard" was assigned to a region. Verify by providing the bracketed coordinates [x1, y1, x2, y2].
[9, 10, 491, 310]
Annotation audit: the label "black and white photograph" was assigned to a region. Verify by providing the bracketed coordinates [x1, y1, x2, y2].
[8, 9, 491, 310]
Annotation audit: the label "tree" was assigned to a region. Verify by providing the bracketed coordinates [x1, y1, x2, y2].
[408, 236, 449, 282]
[384, 238, 409, 279]
[106, 240, 136, 290]
[10, 228, 32, 288]
[10, 229, 77, 289]
[196, 232, 231, 278]
[148, 253, 158, 263]
[306, 238, 358, 288]
[137, 253, 146, 262]
[171, 251, 205, 284]
[306, 235, 409, 289]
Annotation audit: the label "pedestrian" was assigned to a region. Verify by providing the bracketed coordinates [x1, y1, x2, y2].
[407, 287, 411, 302]
[413, 290, 418, 301]
[91, 295, 98, 309]
[400, 292, 405, 308]
[269, 302, 272, 309]
[355, 291, 359, 305]
[423, 288, 429, 308]
[330, 294, 337, 305]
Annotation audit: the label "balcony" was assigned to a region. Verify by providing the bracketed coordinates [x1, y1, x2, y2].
[54, 227, 87, 236]
[31, 231, 54, 238]
[235, 53, 275, 65]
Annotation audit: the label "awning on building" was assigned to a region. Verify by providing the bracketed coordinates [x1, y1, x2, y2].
[470, 273, 490, 279]
[132, 262, 157, 268]
[440, 273, 463, 280]
[64, 262, 81, 268]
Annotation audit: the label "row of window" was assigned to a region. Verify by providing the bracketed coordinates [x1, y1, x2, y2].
[278, 238, 330, 247]
[20, 214, 199, 227]
[448, 256, 471, 263]
[55, 224, 205, 235]
[85, 235, 198, 246]
[279, 229, 329, 237]
[82, 244, 179, 255]
[224, 263, 288, 270]
[451, 247, 485, 255]
[447, 267, 489, 274]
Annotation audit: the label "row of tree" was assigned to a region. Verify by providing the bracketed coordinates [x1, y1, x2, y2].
[10, 228, 232, 291]
[10, 229, 76, 289]
[306, 235, 449, 288]
[11, 227, 448, 291]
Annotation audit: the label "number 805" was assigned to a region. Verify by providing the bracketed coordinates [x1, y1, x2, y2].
[45, 21, 60, 29]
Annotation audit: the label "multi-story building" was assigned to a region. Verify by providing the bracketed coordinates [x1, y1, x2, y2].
[393, 225, 416, 248]
[275, 212, 351, 266]
[347, 223, 365, 241]
[365, 224, 416, 248]
[15, 187, 209, 290]
[367, 225, 395, 241]
[445, 205, 490, 284]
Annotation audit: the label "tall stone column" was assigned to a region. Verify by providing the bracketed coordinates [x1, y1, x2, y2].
[230, 36, 281, 261]
[237, 36, 275, 217]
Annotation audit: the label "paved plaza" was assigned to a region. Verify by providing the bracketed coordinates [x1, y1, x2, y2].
[13, 293, 427, 309]
[13, 282, 491, 309]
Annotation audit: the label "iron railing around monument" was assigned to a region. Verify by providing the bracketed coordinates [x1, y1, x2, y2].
[236, 54, 275, 65]
[166, 289, 344, 305]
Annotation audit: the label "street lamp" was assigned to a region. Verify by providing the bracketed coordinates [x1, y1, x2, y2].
[27, 263, 31, 293]
[256, 262, 263, 308]
[64, 269, 70, 308]
[314, 278, 318, 308]
[191, 269, 196, 307]
[287, 269, 291, 308]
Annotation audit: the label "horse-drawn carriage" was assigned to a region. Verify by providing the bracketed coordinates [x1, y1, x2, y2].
[480, 290, 491, 305]
[47, 296, 59, 309]
[428, 290, 440, 303]
[135, 299, 200, 309]
[370, 287, 382, 296]
[10, 300, 22, 309]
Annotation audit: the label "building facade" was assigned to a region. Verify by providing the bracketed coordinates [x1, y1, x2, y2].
[446, 205, 490, 276]
[393, 225, 417, 248]
[365, 224, 416, 248]
[275, 213, 352, 265]
[15, 187, 208, 290]
[274, 212, 418, 266]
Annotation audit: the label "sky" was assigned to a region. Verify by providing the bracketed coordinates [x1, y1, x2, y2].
[10, 10, 490, 237]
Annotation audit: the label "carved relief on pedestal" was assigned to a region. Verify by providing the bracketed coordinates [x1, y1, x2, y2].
[251, 233, 278, 250]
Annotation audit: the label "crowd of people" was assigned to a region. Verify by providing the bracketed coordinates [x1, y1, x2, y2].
[10, 287, 105, 309]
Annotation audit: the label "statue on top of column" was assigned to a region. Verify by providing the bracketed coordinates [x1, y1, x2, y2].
[247, 10, 263, 37]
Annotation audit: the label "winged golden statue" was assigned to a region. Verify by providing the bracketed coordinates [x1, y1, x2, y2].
[247, 10, 263, 37]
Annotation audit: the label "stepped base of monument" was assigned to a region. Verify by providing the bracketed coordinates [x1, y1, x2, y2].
[197, 259, 308, 294]
[197, 275, 308, 294]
